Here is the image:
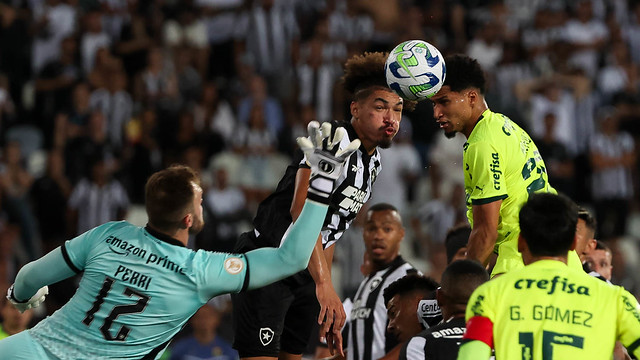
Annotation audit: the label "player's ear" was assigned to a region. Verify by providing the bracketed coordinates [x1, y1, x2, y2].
[436, 288, 445, 307]
[182, 213, 192, 229]
[569, 234, 577, 251]
[350, 101, 359, 119]
[517, 234, 526, 253]
[467, 89, 478, 106]
[518, 235, 532, 266]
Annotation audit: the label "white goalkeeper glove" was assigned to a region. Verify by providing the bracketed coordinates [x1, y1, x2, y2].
[7, 284, 48, 313]
[297, 121, 360, 204]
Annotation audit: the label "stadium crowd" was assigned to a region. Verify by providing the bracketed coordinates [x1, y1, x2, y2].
[1, 0, 640, 357]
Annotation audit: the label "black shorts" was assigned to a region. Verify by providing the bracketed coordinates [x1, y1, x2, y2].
[232, 275, 320, 357]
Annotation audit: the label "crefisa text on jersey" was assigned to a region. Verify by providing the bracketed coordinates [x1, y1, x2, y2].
[514, 275, 590, 295]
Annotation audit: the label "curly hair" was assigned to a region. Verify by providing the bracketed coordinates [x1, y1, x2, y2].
[442, 54, 486, 94]
[342, 52, 416, 111]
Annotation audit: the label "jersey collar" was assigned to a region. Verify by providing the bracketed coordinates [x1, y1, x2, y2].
[369, 255, 406, 277]
[464, 109, 492, 149]
[144, 225, 185, 247]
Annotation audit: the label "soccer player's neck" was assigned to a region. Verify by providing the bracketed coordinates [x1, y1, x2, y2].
[147, 223, 189, 247]
[464, 102, 489, 138]
[525, 255, 568, 266]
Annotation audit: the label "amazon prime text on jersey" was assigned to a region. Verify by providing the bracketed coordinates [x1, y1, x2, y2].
[106, 236, 186, 275]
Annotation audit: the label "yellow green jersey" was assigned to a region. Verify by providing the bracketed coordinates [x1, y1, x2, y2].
[464, 109, 555, 275]
[464, 260, 640, 360]
[0, 325, 10, 341]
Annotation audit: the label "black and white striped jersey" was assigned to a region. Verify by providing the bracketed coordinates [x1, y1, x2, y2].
[400, 317, 466, 360]
[251, 120, 381, 249]
[348, 256, 417, 360]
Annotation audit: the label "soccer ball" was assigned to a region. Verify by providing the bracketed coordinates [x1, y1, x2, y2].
[384, 40, 446, 101]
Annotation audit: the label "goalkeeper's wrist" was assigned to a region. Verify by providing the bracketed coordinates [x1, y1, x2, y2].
[307, 190, 332, 205]
[7, 284, 28, 303]
[307, 175, 334, 205]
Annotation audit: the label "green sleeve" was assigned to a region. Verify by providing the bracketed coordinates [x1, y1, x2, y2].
[244, 199, 327, 289]
[13, 247, 77, 301]
[457, 340, 492, 360]
[465, 141, 508, 205]
[617, 287, 640, 357]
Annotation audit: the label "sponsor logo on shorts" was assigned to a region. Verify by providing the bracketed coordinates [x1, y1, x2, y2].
[260, 327, 274, 346]
[224, 257, 244, 275]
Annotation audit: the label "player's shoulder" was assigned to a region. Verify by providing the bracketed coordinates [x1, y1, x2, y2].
[424, 317, 466, 338]
[86, 220, 137, 239]
[469, 110, 517, 144]
[488, 261, 617, 296]
[401, 261, 421, 275]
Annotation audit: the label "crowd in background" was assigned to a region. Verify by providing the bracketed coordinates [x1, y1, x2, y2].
[1, 0, 640, 353]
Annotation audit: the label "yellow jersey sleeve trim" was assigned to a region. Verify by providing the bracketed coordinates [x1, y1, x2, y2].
[471, 194, 508, 206]
[628, 338, 640, 356]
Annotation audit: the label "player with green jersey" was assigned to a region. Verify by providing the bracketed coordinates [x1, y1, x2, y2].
[458, 193, 640, 360]
[431, 55, 577, 276]
[462, 108, 556, 275]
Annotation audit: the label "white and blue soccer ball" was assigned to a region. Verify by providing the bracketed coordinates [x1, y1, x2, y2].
[384, 40, 446, 101]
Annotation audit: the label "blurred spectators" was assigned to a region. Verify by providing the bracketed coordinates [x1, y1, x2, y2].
[0, 141, 39, 261]
[29, 149, 71, 253]
[237, 74, 284, 139]
[68, 156, 129, 235]
[165, 302, 238, 360]
[589, 107, 636, 242]
[30, 0, 77, 74]
[0, 0, 640, 326]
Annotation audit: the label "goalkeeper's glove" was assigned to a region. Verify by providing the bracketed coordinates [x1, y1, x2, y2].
[297, 121, 360, 204]
[7, 284, 48, 313]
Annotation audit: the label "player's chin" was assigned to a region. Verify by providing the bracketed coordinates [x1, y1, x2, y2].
[378, 137, 393, 149]
[444, 130, 456, 139]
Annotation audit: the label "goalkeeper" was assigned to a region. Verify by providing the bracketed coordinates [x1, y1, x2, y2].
[0, 124, 359, 360]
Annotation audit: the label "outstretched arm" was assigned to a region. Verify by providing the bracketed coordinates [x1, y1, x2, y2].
[244, 199, 328, 289]
[243, 122, 359, 304]
[8, 246, 77, 310]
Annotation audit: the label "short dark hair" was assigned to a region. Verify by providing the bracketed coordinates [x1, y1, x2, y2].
[442, 54, 486, 94]
[445, 223, 471, 264]
[145, 165, 200, 232]
[367, 203, 402, 224]
[595, 240, 611, 254]
[519, 193, 578, 257]
[368, 203, 399, 213]
[578, 207, 597, 235]
[383, 274, 439, 307]
[342, 52, 416, 111]
[440, 260, 489, 305]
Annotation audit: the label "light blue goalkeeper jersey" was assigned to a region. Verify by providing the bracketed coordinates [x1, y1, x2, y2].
[29, 221, 249, 359]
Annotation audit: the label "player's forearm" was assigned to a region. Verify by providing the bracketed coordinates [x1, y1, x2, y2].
[13, 247, 77, 301]
[308, 236, 331, 285]
[245, 200, 327, 289]
[465, 227, 497, 265]
[456, 341, 492, 360]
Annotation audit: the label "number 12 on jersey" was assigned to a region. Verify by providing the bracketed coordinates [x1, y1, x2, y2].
[82, 276, 150, 341]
